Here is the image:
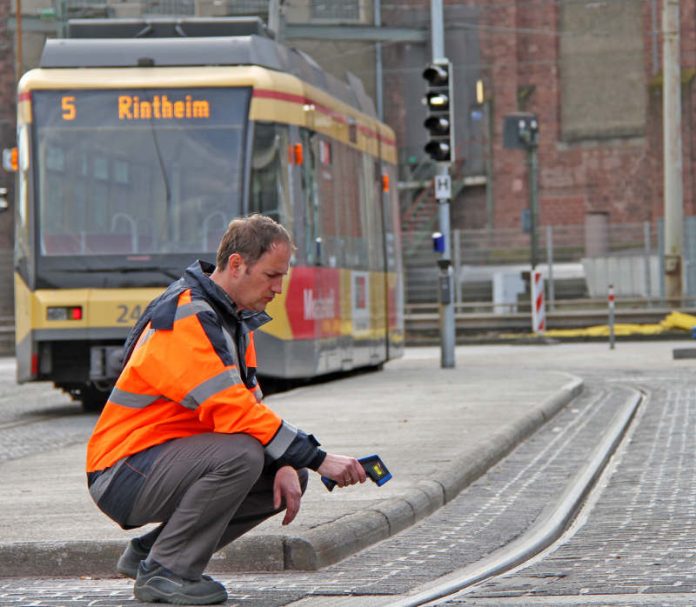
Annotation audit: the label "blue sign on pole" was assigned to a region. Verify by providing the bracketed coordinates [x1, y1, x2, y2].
[432, 231, 445, 254]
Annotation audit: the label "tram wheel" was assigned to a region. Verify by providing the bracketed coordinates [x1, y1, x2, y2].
[79, 383, 111, 413]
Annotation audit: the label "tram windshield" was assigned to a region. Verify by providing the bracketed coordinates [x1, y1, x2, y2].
[31, 87, 249, 258]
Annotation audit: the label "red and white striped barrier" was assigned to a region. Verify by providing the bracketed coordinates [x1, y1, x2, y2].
[531, 270, 545, 334]
[608, 284, 615, 349]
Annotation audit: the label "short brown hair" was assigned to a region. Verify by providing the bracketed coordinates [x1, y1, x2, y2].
[216, 214, 293, 270]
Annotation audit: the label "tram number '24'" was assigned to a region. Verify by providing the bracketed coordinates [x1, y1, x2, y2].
[116, 304, 142, 324]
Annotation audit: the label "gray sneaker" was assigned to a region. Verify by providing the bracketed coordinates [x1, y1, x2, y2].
[133, 561, 228, 605]
[116, 539, 149, 579]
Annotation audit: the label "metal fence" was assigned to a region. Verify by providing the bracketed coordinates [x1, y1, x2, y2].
[405, 222, 659, 265]
[403, 220, 682, 307]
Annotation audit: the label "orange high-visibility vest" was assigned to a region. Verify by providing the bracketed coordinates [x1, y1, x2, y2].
[87, 276, 294, 473]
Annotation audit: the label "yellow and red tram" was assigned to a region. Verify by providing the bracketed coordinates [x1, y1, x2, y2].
[13, 18, 404, 408]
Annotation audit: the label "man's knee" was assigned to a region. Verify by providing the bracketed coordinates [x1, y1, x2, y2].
[218, 434, 264, 477]
[199, 433, 265, 493]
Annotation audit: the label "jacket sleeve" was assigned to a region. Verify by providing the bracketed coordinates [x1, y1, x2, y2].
[264, 424, 327, 471]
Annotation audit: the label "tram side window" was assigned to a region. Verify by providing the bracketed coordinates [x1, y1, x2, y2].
[348, 146, 368, 269]
[15, 125, 31, 272]
[250, 123, 293, 234]
[383, 163, 401, 273]
[357, 152, 372, 270]
[371, 160, 385, 270]
[297, 131, 365, 269]
[300, 129, 320, 265]
[315, 136, 340, 267]
[360, 154, 384, 271]
[335, 143, 366, 269]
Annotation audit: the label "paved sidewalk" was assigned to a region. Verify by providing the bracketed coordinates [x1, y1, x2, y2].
[0, 347, 582, 578]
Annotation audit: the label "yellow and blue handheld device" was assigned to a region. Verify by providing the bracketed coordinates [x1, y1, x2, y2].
[321, 454, 392, 491]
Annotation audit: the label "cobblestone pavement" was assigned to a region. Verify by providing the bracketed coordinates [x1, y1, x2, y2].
[0, 359, 94, 463]
[440, 370, 696, 606]
[0, 365, 650, 606]
[0, 361, 70, 421]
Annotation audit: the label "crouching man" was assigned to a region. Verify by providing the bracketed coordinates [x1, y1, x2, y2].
[86, 214, 365, 605]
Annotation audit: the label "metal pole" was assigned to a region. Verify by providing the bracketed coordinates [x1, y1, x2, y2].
[529, 146, 539, 270]
[608, 284, 615, 350]
[374, 0, 384, 121]
[15, 0, 23, 80]
[431, 0, 444, 58]
[546, 225, 555, 311]
[437, 175, 455, 369]
[651, 0, 659, 75]
[484, 100, 494, 232]
[453, 228, 462, 306]
[53, 0, 66, 37]
[269, 0, 285, 43]
[430, 0, 455, 369]
[663, 0, 684, 302]
[643, 220, 653, 302]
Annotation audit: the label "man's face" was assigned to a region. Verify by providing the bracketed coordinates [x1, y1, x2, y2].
[228, 242, 291, 312]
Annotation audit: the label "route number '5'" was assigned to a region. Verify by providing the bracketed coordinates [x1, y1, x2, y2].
[61, 96, 76, 121]
[116, 304, 142, 324]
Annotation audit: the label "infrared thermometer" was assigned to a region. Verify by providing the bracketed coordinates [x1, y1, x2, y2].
[321, 454, 392, 491]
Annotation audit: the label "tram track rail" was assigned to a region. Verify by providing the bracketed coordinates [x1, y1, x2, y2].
[384, 388, 643, 607]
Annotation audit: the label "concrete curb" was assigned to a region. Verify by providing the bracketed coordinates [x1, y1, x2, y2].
[0, 377, 583, 577]
[221, 376, 584, 572]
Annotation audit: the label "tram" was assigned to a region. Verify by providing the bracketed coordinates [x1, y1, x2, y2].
[12, 18, 404, 409]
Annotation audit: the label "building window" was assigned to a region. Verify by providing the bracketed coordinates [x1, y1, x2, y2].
[310, 0, 361, 22]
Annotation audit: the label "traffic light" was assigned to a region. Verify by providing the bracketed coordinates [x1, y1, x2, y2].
[503, 113, 539, 150]
[423, 60, 454, 162]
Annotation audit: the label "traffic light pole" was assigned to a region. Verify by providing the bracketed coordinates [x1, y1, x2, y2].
[436, 166, 455, 369]
[503, 113, 539, 274]
[430, 0, 455, 369]
[529, 144, 539, 270]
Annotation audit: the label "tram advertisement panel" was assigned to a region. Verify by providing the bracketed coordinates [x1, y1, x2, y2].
[285, 266, 341, 339]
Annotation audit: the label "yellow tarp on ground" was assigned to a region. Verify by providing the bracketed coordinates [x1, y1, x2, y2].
[662, 311, 696, 331]
[541, 311, 696, 338]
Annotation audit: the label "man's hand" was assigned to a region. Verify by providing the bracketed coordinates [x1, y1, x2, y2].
[317, 453, 367, 488]
[273, 466, 303, 525]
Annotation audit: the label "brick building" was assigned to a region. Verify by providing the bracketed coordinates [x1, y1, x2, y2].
[6, 1, 688, 230]
[0, 0, 17, 320]
[384, 0, 695, 236]
[3, 0, 696, 269]
[1, 0, 16, 249]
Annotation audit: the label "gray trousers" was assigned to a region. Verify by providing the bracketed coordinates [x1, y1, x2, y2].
[123, 432, 308, 579]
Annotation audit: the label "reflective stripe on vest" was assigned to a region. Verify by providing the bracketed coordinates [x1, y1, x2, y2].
[109, 387, 161, 409]
[265, 421, 299, 460]
[180, 367, 244, 410]
[175, 299, 215, 322]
